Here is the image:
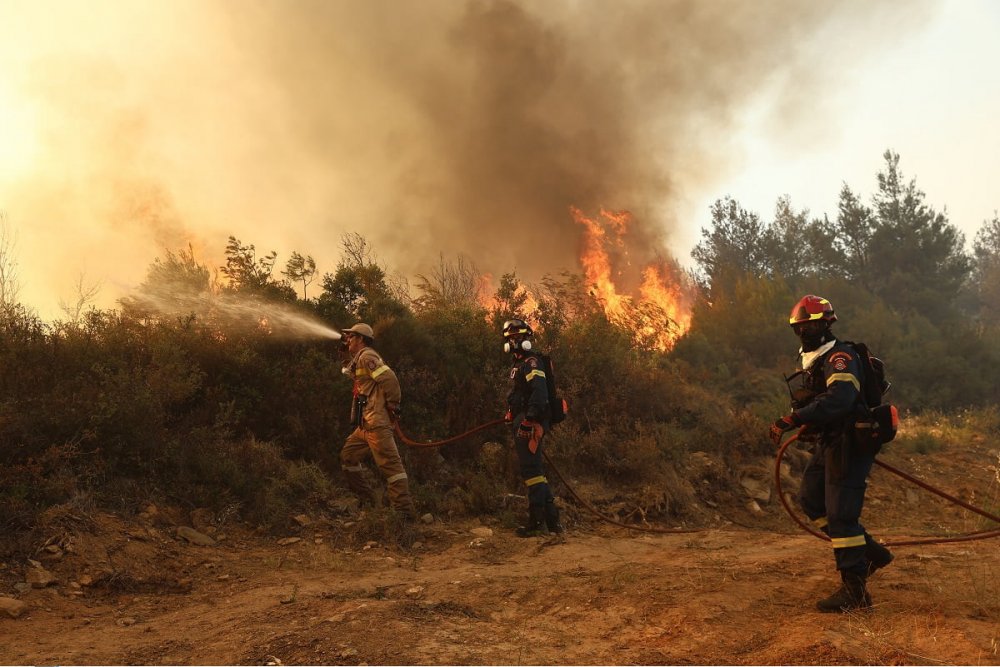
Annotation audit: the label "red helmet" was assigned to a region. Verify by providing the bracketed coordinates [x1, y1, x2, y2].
[789, 295, 837, 326]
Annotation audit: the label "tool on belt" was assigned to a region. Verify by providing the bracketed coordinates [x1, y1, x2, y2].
[351, 393, 368, 429]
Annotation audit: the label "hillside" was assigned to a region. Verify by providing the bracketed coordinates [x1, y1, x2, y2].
[2, 431, 998, 665]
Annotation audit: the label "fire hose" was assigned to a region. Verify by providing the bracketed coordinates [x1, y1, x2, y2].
[393, 419, 701, 534]
[776, 430, 1000, 546]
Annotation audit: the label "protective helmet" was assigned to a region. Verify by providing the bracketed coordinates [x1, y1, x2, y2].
[788, 295, 837, 326]
[342, 323, 375, 341]
[502, 318, 533, 353]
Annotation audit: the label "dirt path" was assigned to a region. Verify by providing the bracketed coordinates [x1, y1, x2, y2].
[3, 520, 998, 666]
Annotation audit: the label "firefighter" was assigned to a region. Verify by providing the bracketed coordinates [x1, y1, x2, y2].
[502, 318, 563, 537]
[338, 323, 416, 518]
[770, 295, 893, 612]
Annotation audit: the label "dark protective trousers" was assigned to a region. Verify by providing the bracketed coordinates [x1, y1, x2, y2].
[798, 431, 877, 577]
[512, 413, 554, 509]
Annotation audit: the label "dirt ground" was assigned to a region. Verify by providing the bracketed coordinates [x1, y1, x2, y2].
[2, 439, 999, 666]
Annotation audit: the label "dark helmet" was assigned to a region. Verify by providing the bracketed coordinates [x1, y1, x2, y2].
[789, 295, 837, 326]
[502, 318, 533, 353]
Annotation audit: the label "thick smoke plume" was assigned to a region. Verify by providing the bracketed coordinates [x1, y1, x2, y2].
[0, 0, 928, 316]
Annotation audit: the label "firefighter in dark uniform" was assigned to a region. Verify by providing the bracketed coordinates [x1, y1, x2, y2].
[502, 319, 563, 537]
[770, 296, 893, 612]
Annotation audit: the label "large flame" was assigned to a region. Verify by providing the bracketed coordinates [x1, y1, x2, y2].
[571, 206, 692, 350]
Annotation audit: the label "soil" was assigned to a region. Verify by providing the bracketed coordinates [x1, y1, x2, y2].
[2, 438, 999, 666]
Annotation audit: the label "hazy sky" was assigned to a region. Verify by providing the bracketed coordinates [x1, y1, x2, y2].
[1, 0, 997, 320]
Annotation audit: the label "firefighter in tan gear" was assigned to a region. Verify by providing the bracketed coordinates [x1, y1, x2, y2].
[338, 323, 416, 518]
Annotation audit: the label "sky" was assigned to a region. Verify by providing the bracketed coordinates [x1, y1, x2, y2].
[0, 0, 998, 320]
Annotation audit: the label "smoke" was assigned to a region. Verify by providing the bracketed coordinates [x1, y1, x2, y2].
[0, 0, 931, 317]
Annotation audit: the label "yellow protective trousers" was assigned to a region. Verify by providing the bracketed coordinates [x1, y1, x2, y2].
[340, 425, 415, 515]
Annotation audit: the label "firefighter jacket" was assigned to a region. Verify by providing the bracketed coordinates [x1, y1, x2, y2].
[349, 346, 401, 430]
[507, 352, 550, 422]
[791, 339, 863, 434]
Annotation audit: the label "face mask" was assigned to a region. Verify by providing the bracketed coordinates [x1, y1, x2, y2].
[794, 321, 829, 352]
[504, 339, 532, 354]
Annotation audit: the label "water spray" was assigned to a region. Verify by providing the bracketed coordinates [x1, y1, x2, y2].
[124, 286, 342, 341]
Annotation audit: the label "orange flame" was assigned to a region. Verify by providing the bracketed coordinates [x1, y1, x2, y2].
[571, 206, 692, 351]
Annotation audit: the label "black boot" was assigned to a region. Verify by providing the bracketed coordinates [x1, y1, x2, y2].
[817, 572, 872, 613]
[866, 537, 893, 576]
[544, 501, 564, 535]
[515, 506, 546, 537]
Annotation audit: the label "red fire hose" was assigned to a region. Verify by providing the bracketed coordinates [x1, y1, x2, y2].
[775, 431, 1000, 547]
[393, 418, 701, 534]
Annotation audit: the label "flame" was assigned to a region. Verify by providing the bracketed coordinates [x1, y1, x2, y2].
[571, 206, 692, 351]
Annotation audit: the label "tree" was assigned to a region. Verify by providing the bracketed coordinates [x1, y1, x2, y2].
[317, 233, 408, 324]
[972, 213, 1000, 329]
[413, 254, 483, 312]
[692, 197, 772, 298]
[867, 151, 971, 321]
[0, 213, 20, 318]
[282, 251, 317, 300]
[221, 236, 277, 292]
[765, 196, 842, 281]
[220, 236, 295, 301]
[830, 184, 875, 285]
[59, 272, 102, 324]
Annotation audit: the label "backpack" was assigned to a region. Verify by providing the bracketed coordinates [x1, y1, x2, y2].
[844, 341, 898, 445]
[538, 354, 569, 425]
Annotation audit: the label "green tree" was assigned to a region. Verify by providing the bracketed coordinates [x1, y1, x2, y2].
[692, 197, 771, 297]
[972, 213, 1000, 329]
[867, 151, 971, 321]
[829, 184, 875, 285]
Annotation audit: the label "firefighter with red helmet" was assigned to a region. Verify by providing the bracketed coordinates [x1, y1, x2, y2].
[503, 319, 563, 537]
[338, 323, 416, 519]
[770, 296, 893, 612]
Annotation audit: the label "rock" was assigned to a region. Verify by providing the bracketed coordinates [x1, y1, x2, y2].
[405, 586, 424, 599]
[26, 566, 57, 588]
[412, 542, 424, 550]
[329, 498, 359, 514]
[420, 513, 434, 525]
[0, 597, 27, 618]
[364, 540, 378, 549]
[468, 537, 487, 548]
[740, 477, 771, 503]
[43, 544, 62, 554]
[78, 574, 94, 587]
[177, 526, 216, 546]
[325, 613, 347, 623]
[14, 583, 30, 594]
[314, 538, 324, 545]
[190, 508, 215, 533]
[119, 617, 137, 626]
[276, 537, 302, 546]
[470, 527, 494, 538]
[293, 514, 312, 527]
[217, 574, 230, 581]
[340, 648, 358, 659]
[746, 500, 764, 516]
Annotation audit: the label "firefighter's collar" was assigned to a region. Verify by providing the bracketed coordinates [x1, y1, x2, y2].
[799, 339, 836, 370]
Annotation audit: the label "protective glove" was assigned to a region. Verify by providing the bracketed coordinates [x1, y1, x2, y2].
[387, 402, 401, 422]
[769, 414, 799, 446]
[518, 419, 545, 454]
[503, 408, 513, 424]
